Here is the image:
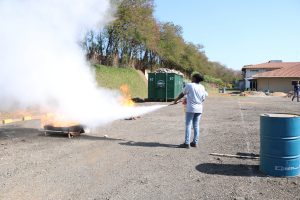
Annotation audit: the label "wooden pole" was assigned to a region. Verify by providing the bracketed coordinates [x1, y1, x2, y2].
[210, 153, 259, 160]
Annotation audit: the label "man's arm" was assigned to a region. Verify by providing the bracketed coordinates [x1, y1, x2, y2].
[174, 92, 184, 104]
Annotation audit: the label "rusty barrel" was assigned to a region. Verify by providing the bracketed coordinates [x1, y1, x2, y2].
[260, 113, 300, 177]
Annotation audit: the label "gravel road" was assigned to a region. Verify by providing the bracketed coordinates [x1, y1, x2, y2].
[1, 95, 300, 200]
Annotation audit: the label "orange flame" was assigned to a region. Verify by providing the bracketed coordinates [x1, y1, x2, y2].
[120, 84, 135, 107]
[40, 113, 79, 128]
[0, 108, 79, 128]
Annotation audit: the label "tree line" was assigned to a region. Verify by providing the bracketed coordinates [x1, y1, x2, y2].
[83, 0, 241, 84]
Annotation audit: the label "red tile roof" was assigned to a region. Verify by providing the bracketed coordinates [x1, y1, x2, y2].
[253, 64, 300, 78]
[242, 62, 300, 69]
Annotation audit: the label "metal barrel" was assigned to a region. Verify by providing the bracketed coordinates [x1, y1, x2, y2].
[260, 113, 300, 177]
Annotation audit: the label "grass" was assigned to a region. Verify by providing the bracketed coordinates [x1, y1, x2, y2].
[94, 65, 220, 98]
[94, 65, 147, 98]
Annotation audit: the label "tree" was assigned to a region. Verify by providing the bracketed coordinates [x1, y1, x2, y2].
[82, 0, 241, 84]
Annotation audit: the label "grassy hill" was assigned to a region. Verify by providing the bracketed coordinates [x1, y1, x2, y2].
[94, 65, 219, 99]
[94, 65, 147, 98]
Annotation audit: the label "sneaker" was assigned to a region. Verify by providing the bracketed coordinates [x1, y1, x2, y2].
[178, 143, 190, 149]
[190, 142, 197, 147]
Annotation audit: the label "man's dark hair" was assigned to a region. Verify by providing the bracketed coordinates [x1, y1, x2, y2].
[191, 72, 204, 83]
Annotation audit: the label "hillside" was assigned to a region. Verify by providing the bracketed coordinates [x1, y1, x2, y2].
[84, 0, 241, 84]
[94, 65, 147, 98]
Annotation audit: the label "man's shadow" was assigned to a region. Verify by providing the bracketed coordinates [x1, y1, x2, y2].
[119, 141, 178, 148]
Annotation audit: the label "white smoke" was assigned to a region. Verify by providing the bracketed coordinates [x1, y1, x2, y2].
[0, 0, 166, 126]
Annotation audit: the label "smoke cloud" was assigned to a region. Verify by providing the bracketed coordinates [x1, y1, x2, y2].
[0, 0, 165, 126]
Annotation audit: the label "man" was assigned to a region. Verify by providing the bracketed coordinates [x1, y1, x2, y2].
[292, 82, 300, 102]
[173, 72, 207, 149]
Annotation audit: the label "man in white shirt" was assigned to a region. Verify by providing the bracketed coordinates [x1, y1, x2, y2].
[174, 72, 207, 149]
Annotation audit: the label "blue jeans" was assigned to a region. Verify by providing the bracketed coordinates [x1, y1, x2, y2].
[185, 112, 202, 144]
[292, 91, 299, 101]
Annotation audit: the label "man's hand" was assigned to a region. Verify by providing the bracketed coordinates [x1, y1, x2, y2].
[168, 101, 178, 106]
[173, 92, 184, 105]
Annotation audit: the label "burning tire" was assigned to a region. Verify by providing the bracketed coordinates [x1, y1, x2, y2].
[43, 124, 85, 138]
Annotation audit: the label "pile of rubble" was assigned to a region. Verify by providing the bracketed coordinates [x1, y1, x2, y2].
[270, 92, 288, 97]
[154, 68, 184, 76]
[240, 91, 267, 97]
[240, 91, 289, 97]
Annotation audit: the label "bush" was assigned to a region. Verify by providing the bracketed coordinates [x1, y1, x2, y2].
[204, 75, 224, 86]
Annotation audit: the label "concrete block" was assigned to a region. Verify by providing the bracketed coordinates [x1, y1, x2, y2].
[2, 119, 13, 124]
[22, 116, 32, 121]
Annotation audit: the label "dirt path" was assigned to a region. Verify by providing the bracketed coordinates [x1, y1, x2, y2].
[1, 96, 300, 200]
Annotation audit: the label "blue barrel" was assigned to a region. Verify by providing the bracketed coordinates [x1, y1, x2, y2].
[260, 113, 300, 177]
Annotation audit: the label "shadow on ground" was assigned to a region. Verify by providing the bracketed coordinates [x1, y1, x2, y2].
[196, 163, 265, 177]
[119, 141, 178, 148]
[0, 126, 123, 142]
[0, 120, 41, 139]
[0, 128, 40, 139]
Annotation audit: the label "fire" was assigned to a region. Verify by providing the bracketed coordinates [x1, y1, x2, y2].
[0, 107, 79, 128]
[1, 84, 136, 127]
[120, 84, 135, 107]
[0, 109, 37, 120]
[40, 113, 79, 128]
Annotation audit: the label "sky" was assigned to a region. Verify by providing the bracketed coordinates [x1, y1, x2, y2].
[154, 0, 300, 70]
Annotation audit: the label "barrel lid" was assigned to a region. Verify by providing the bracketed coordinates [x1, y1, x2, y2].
[261, 113, 300, 118]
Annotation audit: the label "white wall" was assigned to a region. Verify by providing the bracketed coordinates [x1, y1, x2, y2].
[244, 69, 274, 89]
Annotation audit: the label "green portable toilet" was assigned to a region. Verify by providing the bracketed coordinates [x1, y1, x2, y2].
[148, 73, 183, 101]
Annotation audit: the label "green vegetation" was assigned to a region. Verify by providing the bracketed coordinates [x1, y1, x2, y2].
[94, 65, 147, 98]
[83, 0, 241, 85]
[204, 75, 224, 86]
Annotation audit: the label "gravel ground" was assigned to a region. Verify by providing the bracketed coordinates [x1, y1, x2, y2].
[1, 95, 300, 200]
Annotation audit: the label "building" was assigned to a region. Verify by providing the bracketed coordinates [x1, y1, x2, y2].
[252, 64, 300, 92]
[241, 60, 300, 91]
